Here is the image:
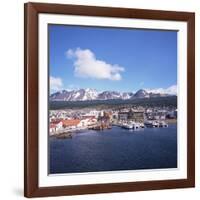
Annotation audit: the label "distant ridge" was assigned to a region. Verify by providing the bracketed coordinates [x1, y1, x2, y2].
[50, 88, 174, 101]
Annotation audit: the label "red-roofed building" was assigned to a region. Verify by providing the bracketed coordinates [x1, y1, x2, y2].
[82, 116, 96, 120]
[50, 118, 63, 123]
[49, 120, 63, 135]
[62, 119, 81, 128]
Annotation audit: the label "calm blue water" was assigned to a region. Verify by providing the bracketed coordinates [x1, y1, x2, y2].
[49, 125, 177, 174]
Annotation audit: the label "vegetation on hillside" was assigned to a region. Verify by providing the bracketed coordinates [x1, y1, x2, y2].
[49, 96, 177, 110]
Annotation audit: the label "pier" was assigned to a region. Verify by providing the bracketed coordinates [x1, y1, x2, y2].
[113, 120, 168, 130]
[50, 119, 169, 138]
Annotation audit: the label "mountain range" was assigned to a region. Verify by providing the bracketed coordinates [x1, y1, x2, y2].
[50, 88, 173, 101]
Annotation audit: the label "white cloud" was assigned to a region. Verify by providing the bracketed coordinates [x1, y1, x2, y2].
[50, 76, 63, 91]
[66, 48, 124, 81]
[146, 84, 177, 95]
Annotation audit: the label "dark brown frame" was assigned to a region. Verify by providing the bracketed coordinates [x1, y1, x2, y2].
[24, 2, 195, 198]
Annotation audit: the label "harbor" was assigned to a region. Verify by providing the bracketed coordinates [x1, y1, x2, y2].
[50, 124, 177, 174]
[49, 107, 176, 138]
[51, 119, 169, 138]
[113, 120, 168, 130]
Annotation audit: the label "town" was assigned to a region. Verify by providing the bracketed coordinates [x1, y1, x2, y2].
[49, 106, 177, 138]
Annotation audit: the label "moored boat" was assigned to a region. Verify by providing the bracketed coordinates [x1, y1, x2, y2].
[121, 123, 133, 129]
[159, 121, 168, 127]
[144, 121, 158, 128]
[132, 122, 140, 129]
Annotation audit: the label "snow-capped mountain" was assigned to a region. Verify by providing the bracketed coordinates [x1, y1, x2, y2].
[132, 89, 150, 99]
[50, 88, 172, 101]
[121, 92, 134, 100]
[98, 91, 122, 100]
[50, 88, 98, 101]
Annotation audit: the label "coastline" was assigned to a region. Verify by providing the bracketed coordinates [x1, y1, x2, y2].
[49, 120, 177, 138]
[166, 118, 177, 124]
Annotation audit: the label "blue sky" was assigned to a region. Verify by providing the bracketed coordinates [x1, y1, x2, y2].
[49, 24, 177, 94]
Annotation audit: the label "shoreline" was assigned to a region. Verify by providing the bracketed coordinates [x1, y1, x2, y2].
[165, 119, 177, 124]
[50, 121, 177, 138]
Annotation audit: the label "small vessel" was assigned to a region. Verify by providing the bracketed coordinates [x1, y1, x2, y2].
[144, 121, 154, 127]
[159, 121, 168, 127]
[139, 123, 145, 128]
[144, 121, 158, 128]
[153, 121, 159, 127]
[92, 125, 103, 130]
[133, 124, 140, 129]
[121, 123, 133, 129]
[55, 132, 72, 139]
[132, 122, 140, 129]
[107, 125, 112, 129]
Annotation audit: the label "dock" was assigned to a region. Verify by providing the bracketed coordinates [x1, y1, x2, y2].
[114, 120, 168, 130]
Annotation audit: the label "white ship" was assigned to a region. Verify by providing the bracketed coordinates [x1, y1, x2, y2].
[159, 121, 168, 127]
[144, 121, 159, 128]
[121, 123, 133, 129]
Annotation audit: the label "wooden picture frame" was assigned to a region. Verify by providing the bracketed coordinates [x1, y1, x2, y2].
[24, 2, 195, 198]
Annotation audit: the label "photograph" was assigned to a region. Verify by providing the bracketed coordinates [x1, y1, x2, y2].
[48, 25, 178, 174]
[24, 2, 195, 197]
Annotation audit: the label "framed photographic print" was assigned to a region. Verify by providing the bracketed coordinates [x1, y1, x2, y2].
[24, 2, 195, 198]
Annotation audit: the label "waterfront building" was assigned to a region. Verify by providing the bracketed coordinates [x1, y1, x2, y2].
[166, 111, 177, 119]
[146, 110, 167, 121]
[127, 109, 144, 123]
[49, 124, 56, 135]
[62, 119, 81, 128]
[80, 116, 97, 128]
[112, 111, 118, 121]
[81, 110, 100, 118]
[118, 111, 128, 121]
[49, 120, 63, 135]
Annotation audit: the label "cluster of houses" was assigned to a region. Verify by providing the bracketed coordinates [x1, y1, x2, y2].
[49, 110, 112, 135]
[49, 107, 177, 135]
[49, 116, 98, 136]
